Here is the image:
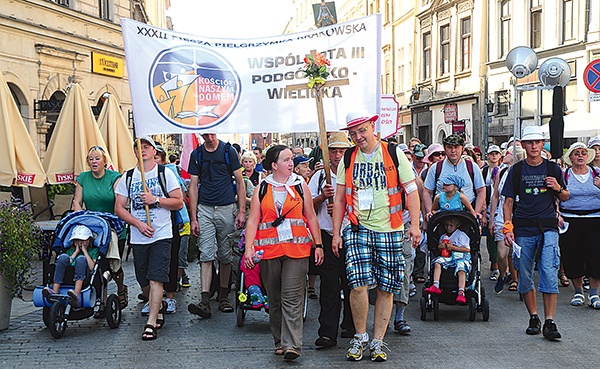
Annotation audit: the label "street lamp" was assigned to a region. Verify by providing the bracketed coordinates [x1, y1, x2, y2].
[262, 132, 268, 148]
[504, 47, 571, 157]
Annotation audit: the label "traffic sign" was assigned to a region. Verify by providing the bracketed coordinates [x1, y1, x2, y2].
[583, 59, 600, 93]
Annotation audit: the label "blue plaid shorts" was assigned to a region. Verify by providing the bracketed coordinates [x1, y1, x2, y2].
[343, 224, 405, 294]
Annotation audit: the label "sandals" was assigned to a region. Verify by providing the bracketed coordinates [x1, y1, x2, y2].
[307, 287, 318, 299]
[571, 293, 585, 306]
[508, 281, 518, 292]
[283, 348, 300, 361]
[558, 272, 570, 287]
[156, 301, 167, 329]
[142, 324, 157, 341]
[218, 298, 234, 313]
[588, 295, 600, 309]
[415, 276, 426, 284]
[274, 346, 284, 355]
[118, 285, 129, 309]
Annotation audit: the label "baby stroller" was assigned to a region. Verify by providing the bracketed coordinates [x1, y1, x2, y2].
[232, 230, 309, 327]
[32, 211, 125, 338]
[420, 211, 490, 321]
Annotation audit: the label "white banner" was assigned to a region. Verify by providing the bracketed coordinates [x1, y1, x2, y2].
[121, 16, 381, 136]
[378, 95, 399, 138]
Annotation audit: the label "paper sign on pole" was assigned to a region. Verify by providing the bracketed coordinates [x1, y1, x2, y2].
[378, 95, 399, 138]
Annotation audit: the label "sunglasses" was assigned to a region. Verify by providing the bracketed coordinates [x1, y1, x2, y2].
[88, 146, 105, 154]
[431, 152, 445, 157]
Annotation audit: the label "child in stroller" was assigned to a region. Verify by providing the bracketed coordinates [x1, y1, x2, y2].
[33, 210, 125, 338]
[424, 218, 471, 303]
[42, 225, 97, 307]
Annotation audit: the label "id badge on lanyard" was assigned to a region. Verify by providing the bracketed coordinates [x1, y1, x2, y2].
[357, 188, 374, 211]
[277, 219, 293, 242]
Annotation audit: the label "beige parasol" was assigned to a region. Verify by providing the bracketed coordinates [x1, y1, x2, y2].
[43, 83, 113, 184]
[97, 93, 136, 173]
[0, 73, 46, 187]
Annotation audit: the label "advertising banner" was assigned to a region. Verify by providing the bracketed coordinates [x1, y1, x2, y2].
[121, 15, 381, 136]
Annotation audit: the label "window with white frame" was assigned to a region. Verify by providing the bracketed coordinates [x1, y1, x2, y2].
[440, 24, 450, 75]
[100, 0, 112, 21]
[460, 17, 471, 71]
[500, 0, 511, 58]
[530, 0, 542, 49]
[562, 0, 573, 42]
[423, 31, 431, 80]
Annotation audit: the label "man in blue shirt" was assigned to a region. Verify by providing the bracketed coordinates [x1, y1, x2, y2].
[501, 126, 569, 341]
[187, 133, 246, 319]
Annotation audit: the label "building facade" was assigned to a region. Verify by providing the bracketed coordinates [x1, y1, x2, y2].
[1, 0, 169, 158]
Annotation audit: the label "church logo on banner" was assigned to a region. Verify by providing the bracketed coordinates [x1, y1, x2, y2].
[150, 46, 241, 129]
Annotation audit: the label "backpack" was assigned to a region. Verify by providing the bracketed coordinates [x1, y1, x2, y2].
[196, 141, 236, 195]
[564, 164, 599, 184]
[343, 141, 407, 210]
[433, 158, 475, 198]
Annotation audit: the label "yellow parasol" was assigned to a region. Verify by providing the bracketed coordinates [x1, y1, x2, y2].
[97, 93, 137, 173]
[0, 73, 46, 187]
[43, 83, 113, 184]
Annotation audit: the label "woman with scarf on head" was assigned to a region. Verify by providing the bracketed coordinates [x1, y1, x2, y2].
[243, 145, 323, 362]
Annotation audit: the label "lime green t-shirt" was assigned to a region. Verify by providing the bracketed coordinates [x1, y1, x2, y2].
[337, 145, 415, 232]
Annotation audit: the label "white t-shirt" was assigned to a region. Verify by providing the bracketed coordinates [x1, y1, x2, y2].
[439, 228, 470, 249]
[115, 165, 179, 244]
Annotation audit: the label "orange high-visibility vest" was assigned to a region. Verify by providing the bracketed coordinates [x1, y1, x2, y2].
[254, 184, 312, 259]
[344, 141, 404, 229]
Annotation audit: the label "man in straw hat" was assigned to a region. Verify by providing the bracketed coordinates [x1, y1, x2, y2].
[332, 111, 421, 362]
[309, 132, 355, 348]
[501, 125, 568, 341]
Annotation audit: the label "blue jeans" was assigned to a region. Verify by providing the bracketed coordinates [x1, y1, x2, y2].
[514, 230, 560, 294]
[53, 254, 88, 284]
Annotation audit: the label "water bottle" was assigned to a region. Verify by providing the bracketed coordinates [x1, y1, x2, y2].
[252, 249, 264, 263]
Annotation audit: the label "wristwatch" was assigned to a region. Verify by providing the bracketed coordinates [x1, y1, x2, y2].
[154, 197, 160, 206]
[557, 186, 565, 193]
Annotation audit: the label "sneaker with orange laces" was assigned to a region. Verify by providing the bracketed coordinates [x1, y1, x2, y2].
[424, 285, 442, 295]
[456, 290, 466, 304]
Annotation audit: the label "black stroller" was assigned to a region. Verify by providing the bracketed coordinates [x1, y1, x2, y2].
[420, 211, 490, 321]
[33, 211, 125, 338]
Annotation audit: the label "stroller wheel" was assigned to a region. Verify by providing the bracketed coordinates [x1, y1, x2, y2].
[468, 297, 477, 321]
[236, 303, 245, 327]
[432, 297, 440, 321]
[42, 306, 51, 328]
[419, 296, 427, 321]
[482, 297, 490, 321]
[48, 302, 67, 339]
[105, 294, 122, 329]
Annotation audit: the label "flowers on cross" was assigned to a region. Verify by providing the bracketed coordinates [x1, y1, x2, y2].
[303, 53, 331, 89]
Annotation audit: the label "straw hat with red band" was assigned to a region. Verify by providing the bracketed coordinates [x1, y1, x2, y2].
[341, 111, 379, 130]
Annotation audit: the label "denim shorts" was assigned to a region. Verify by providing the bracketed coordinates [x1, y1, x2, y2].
[514, 230, 560, 294]
[343, 224, 405, 294]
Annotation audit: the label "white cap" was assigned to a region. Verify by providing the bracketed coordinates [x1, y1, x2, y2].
[69, 225, 93, 241]
[487, 145, 502, 154]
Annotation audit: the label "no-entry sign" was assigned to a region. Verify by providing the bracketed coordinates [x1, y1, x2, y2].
[583, 59, 600, 93]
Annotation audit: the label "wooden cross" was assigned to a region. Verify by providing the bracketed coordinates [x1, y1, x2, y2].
[285, 50, 349, 185]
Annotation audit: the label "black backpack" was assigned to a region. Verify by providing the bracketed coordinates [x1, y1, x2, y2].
[343, 142, 407, 210]
[195, 141, 236, 195]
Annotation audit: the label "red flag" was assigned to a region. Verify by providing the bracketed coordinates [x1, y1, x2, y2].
[180, 133, 199, 178]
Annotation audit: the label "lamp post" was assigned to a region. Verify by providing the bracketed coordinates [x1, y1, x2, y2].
[504, 47, 571, 157]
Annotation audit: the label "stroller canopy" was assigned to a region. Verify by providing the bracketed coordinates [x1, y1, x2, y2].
[52, 210, 124, 256]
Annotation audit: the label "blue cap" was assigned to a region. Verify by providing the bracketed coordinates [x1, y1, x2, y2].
[293, 156, 313, 167]
[441, 173, 465, 190]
